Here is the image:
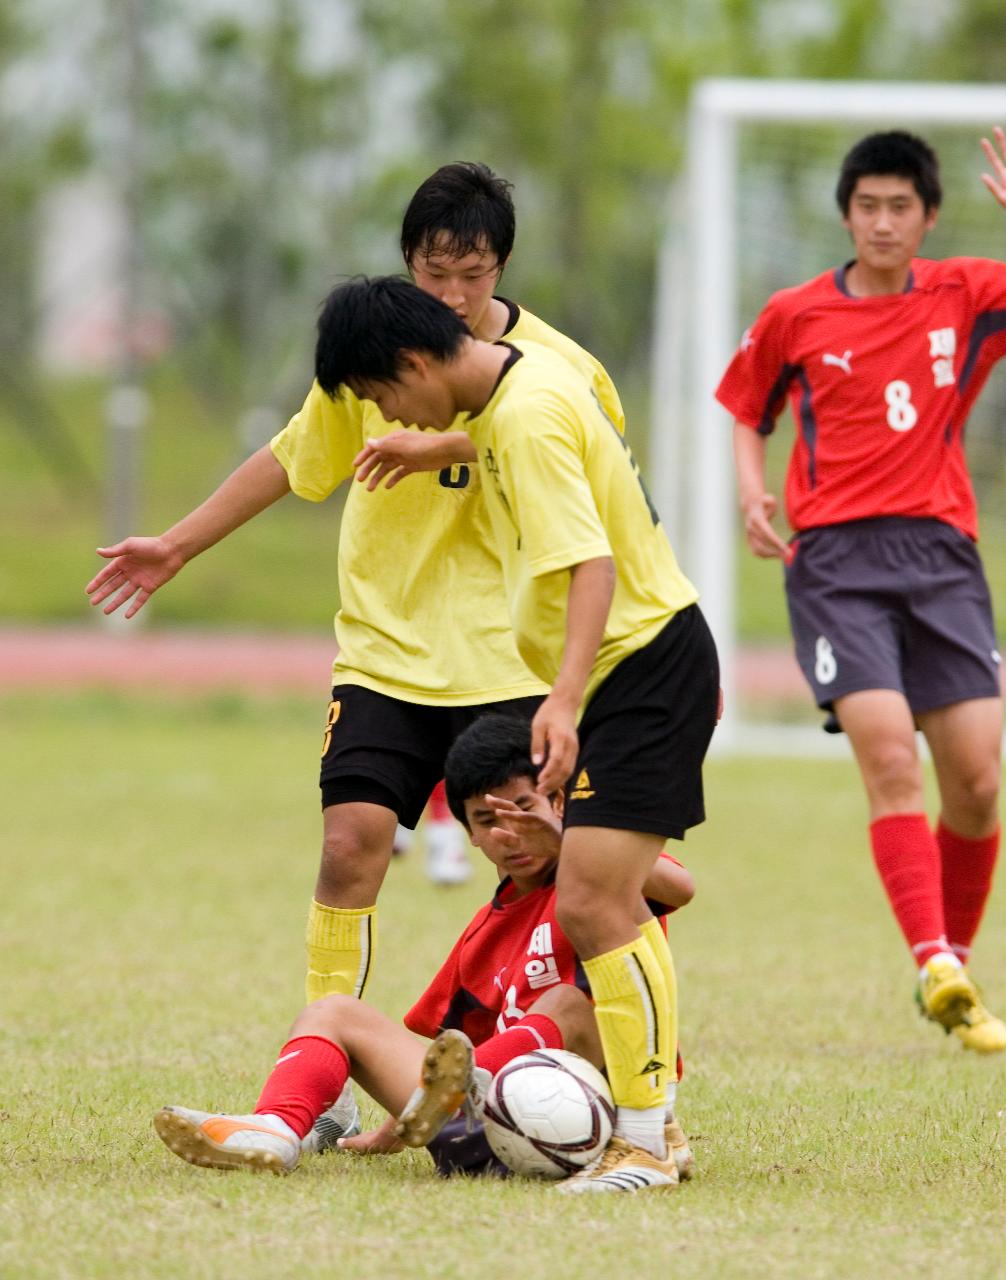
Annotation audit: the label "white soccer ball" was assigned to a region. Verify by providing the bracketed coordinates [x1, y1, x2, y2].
[482, 1048, 614, 1179]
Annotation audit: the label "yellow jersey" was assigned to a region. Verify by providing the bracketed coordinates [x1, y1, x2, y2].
[270, 302, 622, 704]
[464, 340, 699, 706]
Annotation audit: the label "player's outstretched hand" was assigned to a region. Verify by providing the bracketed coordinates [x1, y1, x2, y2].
[337, 1115, 404, 1155]
[980, 126, 1006, 208]
[741, 493, 792, 561]
[85, 536, 184, 618]
[531, 693, 579, 794]
[484, 792, 562, 856]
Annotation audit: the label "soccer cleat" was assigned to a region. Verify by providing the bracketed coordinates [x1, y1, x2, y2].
[153, 1106, 300, 1174]
[665, 1115, 694, 1181]
[425, 822, 471, 886]
[952, 988, 1006, 1054]
[556, 1136, 680, 1194]
[300, 1081, 363, 1154]
[917, 955, 977, 1030]
[395, 1029, 489, 1148]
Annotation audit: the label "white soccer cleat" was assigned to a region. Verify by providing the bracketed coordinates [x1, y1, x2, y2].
[425, 821, 472, 886]
[301, 1080, 363, 1154]
[153, 1106, 300, 1174]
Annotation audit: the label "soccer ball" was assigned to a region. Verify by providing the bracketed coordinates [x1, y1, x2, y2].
[481, 1048, 614, 1179]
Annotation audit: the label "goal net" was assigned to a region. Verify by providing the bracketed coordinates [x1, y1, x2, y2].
[653, 79, 1006, 754]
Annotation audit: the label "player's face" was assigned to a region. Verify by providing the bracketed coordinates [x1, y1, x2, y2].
[350, 358, 456, 431]
[463, 776, 562, 893]
[410, 237, 504, 338]
[842, 175, 938, 274]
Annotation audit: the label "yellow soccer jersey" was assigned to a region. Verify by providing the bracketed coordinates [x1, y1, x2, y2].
[464, 340, 699, 705]
[271, 380, 544, 704]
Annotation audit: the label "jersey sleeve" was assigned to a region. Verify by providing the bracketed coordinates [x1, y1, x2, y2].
[496, 402, 612, 579]
[714, 293, 795, 435]
[403, 907, 490, 1039]
[954, 255, 1006, 313]
[270, 380, 367, 501]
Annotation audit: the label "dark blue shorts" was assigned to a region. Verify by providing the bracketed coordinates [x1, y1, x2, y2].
[426, 1114, 508, 1179]
[784, 517, 1001, 723]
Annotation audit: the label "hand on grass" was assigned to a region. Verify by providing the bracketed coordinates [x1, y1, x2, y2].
[337, 1115, 404, 1155]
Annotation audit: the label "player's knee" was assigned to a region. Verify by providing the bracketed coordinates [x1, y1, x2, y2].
[292, 992, 357, 1036]
[861, 739, 921, 805]
[318, 819, 386, 895]
[948, 760, 1001, 825]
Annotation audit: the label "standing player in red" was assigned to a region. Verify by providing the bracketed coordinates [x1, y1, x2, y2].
[716, 128, 1006, 1052]
[152, 715, 695, 1181]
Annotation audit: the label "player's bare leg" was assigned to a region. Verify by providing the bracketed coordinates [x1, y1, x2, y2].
[305, 802, 399, 1147]
[918, 696, 1005, 1052]
[837, 690, 982, 1037]
[554, 828, 680, 1193]
[154, 996, 426, 1174]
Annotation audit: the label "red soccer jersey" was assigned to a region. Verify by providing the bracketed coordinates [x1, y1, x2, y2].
[405, 866, 676, 1046]
[715, 257, 1006, 538]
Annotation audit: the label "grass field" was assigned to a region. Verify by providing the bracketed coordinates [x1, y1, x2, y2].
[2, 692, 1005, 1280]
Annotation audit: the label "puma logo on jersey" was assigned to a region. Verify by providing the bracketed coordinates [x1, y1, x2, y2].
[822, 349, 853, 374]
[570, 769, 595, 800]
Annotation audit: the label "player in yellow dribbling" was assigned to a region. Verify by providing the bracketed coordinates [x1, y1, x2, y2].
[313, 277, 720, 1193]
[85, 164, 633, 1150]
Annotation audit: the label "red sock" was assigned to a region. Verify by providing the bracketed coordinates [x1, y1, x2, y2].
[870, 814, 948, 966]
[428, 779, 451, 823]
[937, 821, 1000, 962]
[474, 1014, 564, 1077]
[254, 1035, 350, 1139]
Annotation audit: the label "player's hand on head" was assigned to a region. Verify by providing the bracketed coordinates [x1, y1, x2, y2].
[980, 126, 1006, 208]
[741, 493, 791, 561]
[485, 793, 562, 853]
[85, 536, 183, 618]
[531, 695, 579, 794]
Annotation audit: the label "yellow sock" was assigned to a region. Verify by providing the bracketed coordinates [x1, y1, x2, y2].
[639, 916, 679, 1075]
[582, 935, 671, 1110]
[305, 899, 377, 1003]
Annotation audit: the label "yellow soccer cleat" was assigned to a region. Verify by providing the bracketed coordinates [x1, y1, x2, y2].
[556, 1136, 680, 1194]
[665, 1115, 694, 1181]
[153, 1106, 300, 1174]
[953, 987, 1006, 1054]
[395, 1029, 489, 1148]
[917, 955, 977, 1030]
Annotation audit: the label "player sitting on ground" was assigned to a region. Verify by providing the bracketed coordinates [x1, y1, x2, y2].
[716, 127, 1006, 1052]
[153, 715, 695, 1179]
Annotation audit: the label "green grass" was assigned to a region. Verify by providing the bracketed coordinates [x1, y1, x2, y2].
[2, 693, 1005, 1278]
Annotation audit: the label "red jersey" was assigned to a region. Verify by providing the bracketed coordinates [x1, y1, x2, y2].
[715, 257, 1006, 539]
[405, 869, 675, 1046]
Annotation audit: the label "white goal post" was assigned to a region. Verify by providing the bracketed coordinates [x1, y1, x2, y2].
[652, 78, 1006, 754]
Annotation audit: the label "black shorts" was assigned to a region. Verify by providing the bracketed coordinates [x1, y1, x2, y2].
[563, 605, 720, 840]
[785, 517, 1001, 721]
[319, 686, 543, 826]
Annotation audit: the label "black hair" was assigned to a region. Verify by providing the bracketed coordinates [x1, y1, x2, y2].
[314, 275, 470, 398]
[400, 162, 515, 269]
[444, 714, 540, 828]
[836, 130, 942, 215]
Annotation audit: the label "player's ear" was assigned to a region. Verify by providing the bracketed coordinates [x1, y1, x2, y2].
[399, 349, 430, 379]
[551, 788, 564, 820]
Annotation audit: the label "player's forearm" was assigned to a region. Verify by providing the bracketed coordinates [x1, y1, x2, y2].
[431, 431, 478, 466]
[643, 858, 695, 909]
[551, 557, 616, 707]
[733, 422, 768, 509]
[163, 445, 291, 563]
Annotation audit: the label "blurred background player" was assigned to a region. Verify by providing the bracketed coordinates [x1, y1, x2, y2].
[85, 162, 628, 1143]
[314, 278, 720, 1193]
[152, 715, 695, 1181]
[716, 127, 1006, 1052]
